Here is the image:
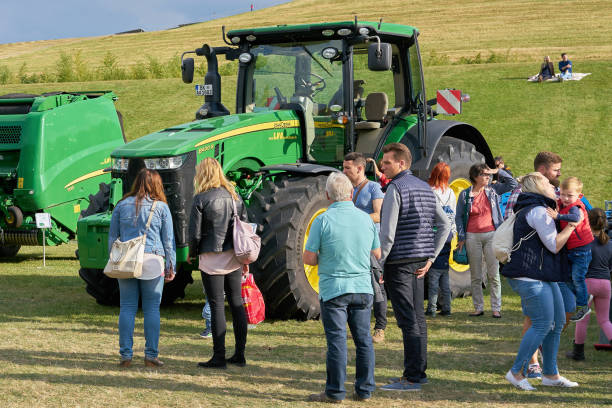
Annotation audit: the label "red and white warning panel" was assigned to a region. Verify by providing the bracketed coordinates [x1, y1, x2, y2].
[436, 89, 462, 115]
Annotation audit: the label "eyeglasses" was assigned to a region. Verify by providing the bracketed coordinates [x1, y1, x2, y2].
[478, 173, 491, 177]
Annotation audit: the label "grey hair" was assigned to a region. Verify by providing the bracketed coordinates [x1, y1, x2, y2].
[326, 172, 353, 202]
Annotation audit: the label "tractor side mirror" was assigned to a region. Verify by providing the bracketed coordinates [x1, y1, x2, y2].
[182, 58, 195, 84]
[368, 42, 392, 71]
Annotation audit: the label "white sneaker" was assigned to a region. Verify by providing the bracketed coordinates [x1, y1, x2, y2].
[542, 376, 579, 387]
[505, 370, 536, 391]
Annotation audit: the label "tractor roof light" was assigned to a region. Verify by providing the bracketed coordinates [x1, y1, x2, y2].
[337, 28, 352, 36]
[358, 27, 370, 36]
[238, 52, 253, 63]
[246, 34, 256, 42]
[321, 47, 339, 59]
[231, 36, 241, 44]
[322, 29, 334, 37]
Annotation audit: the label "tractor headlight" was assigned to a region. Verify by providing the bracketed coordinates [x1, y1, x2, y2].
[144, 154, 186, 170]
[112, 158, 129, 171]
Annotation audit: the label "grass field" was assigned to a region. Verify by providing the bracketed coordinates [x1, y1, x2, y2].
[1, 244, 611, 408]
[1, 1, 612, 406]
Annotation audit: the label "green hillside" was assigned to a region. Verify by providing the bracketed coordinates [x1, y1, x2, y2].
[1, 0, 610, 204]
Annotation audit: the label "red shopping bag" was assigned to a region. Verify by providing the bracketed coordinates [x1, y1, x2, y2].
[241, 273, 265, 325]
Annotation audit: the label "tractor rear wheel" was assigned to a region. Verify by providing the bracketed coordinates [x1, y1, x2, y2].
[428, 136, 485, 298]
[248, 175, 329, 319]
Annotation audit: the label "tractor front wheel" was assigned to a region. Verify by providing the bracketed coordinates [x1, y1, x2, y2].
[248, 175, 329, 319]
[79, 265, 193, 306]
[0, 244, 21, 258]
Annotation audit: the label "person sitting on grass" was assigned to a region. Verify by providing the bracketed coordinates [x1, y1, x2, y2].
[558, 53, 573, 81]
[546, 177, 595, 322]
[538, 56, 555, 82]
[567, 208, 612, 360]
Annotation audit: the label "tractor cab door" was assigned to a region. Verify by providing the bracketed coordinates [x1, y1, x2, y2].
[246, 41, 345, 164]
[351, 43, 404, 157]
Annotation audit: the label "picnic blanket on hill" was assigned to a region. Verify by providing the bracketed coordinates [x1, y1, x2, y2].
[527, 73, 591, 82]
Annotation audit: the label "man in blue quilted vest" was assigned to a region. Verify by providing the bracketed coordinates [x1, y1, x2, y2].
[378, 143, 451, 391]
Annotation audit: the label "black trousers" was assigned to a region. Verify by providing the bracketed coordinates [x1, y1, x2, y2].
[201, 269, 247, 360]
[384, 261, 428, 382]
[373, 284, 387, 330]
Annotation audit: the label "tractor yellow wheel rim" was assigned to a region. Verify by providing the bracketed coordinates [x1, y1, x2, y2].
[6, 212, 14, 225]
[303, 207, 327, 293]
[448, 177, 471, 272]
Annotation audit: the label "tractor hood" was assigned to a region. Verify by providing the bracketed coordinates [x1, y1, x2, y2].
[111, 110, 301, 158]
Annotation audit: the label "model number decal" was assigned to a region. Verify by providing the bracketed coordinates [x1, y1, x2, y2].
[273, 121, 295, 129]
[198, 144, 215, 154]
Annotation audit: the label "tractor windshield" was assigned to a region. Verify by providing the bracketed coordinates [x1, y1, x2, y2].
[249, 40, 344, 113]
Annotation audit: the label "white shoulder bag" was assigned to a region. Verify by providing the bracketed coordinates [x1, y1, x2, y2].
[104, 201, 158, 279]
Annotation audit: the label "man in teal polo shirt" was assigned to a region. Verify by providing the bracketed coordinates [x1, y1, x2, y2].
[303, 172, 381, 403]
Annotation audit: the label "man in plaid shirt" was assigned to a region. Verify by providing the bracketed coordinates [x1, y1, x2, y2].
[504, 152, 562, 220]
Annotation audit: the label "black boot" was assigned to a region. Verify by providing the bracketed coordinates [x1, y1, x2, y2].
[565, 342, 585, 361]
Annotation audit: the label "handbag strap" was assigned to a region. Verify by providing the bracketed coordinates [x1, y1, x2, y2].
[352, 179, 368, 204]
[463, 187, 470, 233]
[232, 197, 239, 219]
[143, 201, 158, 239]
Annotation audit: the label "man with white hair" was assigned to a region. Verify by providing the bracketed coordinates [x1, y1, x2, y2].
[303, 171, 381, 403]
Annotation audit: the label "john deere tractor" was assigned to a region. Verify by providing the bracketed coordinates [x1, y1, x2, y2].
[77, 20, 493, 317]
[0, 91, 125, 257]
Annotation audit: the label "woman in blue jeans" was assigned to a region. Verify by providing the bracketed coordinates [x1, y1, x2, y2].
[108, 169, 176, 368]
[501, 173, 580, 390]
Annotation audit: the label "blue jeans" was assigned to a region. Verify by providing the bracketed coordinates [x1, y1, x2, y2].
[320, 293, 375, 400]
[507, 279, 565, 376]
[202, 301, 211, 330]
[558, 282, 576, 314]
[118, 276, 164, 360]
[427, 267, 451, 313]
[566, 248, 592, 307]
[560, 70, 572, 79]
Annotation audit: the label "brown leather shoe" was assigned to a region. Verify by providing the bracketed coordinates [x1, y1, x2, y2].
[372, 329, 385, 343]
[308, 391, 342, 403]
[118, 359, 131, 368]
[144, 357, 164, 367]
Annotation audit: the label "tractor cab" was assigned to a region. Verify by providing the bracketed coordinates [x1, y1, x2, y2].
[182, 20, 424, 165]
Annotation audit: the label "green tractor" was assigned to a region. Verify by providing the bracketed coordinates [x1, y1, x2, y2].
[0, 91, 125, 257]
[77, 20, 493, 317]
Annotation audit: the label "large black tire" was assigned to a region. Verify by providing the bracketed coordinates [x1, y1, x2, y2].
[78, 182, 193, 306]
[427, 136, 485, 298]
[160, 264, 193, 305]
[248, 175, 329, 319]
[79, 267, 120, 306]
[0, 244, 21, 258]
[79, 265, 193, 306]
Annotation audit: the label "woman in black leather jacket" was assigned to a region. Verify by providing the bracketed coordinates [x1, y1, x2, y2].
[189, 158, 249, 369]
